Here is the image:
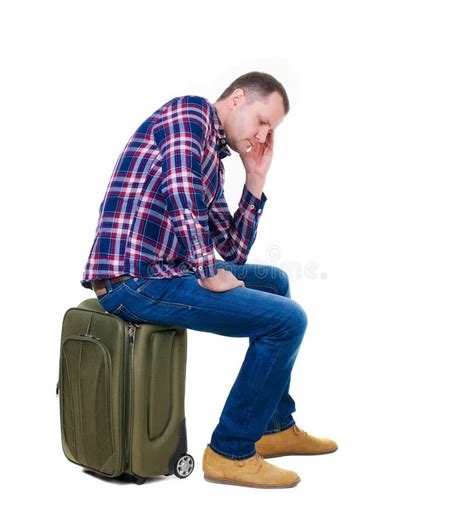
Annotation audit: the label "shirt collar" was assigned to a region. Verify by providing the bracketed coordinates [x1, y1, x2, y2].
[209, 101, 232, 159]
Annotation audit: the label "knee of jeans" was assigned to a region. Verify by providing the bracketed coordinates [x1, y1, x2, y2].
[270, 266, 291, 297]
[294, 302, 308, 332]
[280, 300, 308, 335]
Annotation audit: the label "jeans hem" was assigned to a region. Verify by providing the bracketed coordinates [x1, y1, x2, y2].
[208, 443, 256, 461]
[262, 420, 296, 435]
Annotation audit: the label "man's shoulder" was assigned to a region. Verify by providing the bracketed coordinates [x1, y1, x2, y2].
[159, 94, 212, 117]
[150, 95, 214, 138]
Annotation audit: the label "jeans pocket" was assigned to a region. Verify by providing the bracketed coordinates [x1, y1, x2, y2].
[97, 292, 115, 310]
[110, 303, 145, 323]
[96, 281, 128, 308]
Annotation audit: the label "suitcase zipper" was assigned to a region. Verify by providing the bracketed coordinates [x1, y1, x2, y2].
[125, 323, 138, 474]
[128, 324, 136, 349]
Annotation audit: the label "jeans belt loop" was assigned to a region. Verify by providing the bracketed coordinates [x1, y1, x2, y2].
[105, 278, 114, 293]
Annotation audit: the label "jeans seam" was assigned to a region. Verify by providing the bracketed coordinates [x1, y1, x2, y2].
[122, 285, 194, 310]
[134, 279, 154, 294]
[111, 303, 145, 323]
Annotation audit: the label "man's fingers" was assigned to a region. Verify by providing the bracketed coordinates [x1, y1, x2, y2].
[263, 133, 273, 154]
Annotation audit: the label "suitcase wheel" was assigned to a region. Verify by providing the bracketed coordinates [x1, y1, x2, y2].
[174, 453, 195, 478]
[134, 475, 147, 485]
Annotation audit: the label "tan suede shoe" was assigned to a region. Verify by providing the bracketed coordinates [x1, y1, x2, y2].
[255, 425, 338, 458]
[202, 445, 301, 488]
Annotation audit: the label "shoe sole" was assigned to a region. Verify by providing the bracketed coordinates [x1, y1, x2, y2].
[258, 446, 339, 459]
[203, 474, 300, 489]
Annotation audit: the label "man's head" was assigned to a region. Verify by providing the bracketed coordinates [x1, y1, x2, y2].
[213, 71, 289, 156]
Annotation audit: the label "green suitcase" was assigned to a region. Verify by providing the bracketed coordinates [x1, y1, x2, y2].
[56, 297, 194, 484]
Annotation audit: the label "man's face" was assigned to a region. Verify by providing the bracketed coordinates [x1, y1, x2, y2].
[224, 89, 286, 155]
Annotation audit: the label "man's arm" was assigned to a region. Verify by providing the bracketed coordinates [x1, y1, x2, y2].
[208, 131, 273, 263]
[208, 184, 267, 264]
[153, 97, 218, 279]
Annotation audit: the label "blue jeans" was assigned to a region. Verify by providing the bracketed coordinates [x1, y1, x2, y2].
[95, 260, 308, 460]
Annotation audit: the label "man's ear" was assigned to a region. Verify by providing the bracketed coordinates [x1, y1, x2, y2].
[229, 88, 245, 109]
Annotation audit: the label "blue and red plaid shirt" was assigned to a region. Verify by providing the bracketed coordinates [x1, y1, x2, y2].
[81, 95, 267, 289]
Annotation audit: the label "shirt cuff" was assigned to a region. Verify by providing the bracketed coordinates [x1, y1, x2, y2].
[239, 185, 267, 216]
[192, 257, 218, 279]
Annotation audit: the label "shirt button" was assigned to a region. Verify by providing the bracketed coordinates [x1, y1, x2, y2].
[220, 138, 227, 145]
[192, 267, 196, 271]
[198, 266, 203, 270]
[258, 209, 262, 214]
[250, 204, 255, 209]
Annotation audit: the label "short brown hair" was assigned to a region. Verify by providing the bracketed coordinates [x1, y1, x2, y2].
[216, 71, 290, 114]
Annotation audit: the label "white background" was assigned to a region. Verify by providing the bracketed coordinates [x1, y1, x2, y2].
[1, 0, 473, 522]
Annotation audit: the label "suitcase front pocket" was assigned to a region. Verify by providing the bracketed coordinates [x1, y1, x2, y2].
[60, 334, 121, 476]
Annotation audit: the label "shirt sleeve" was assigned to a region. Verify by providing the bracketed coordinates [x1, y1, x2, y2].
[153, 97, 218, 279]
[208, 184, 267, 264]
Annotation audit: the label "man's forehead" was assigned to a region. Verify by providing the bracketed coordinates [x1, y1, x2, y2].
[254, 97, 284, 126]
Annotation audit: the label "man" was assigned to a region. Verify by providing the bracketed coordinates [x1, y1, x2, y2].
[81, 71, 338, 489]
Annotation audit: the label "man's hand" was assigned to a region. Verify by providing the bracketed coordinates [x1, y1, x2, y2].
[240, 132, 274, 199]
[197, 268, 245, 292]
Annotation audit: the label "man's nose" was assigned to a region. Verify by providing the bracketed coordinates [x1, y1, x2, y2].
[255, 130, 268, 143]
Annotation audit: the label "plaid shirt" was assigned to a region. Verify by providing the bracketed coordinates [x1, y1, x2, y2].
[81, 95, 267, 289]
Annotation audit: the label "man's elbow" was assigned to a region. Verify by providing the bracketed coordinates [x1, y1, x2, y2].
[216, 246, 248, 265]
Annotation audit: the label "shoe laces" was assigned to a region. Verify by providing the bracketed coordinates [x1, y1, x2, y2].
[293, 425, 309, 438]
[236, 453, 265, 470]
